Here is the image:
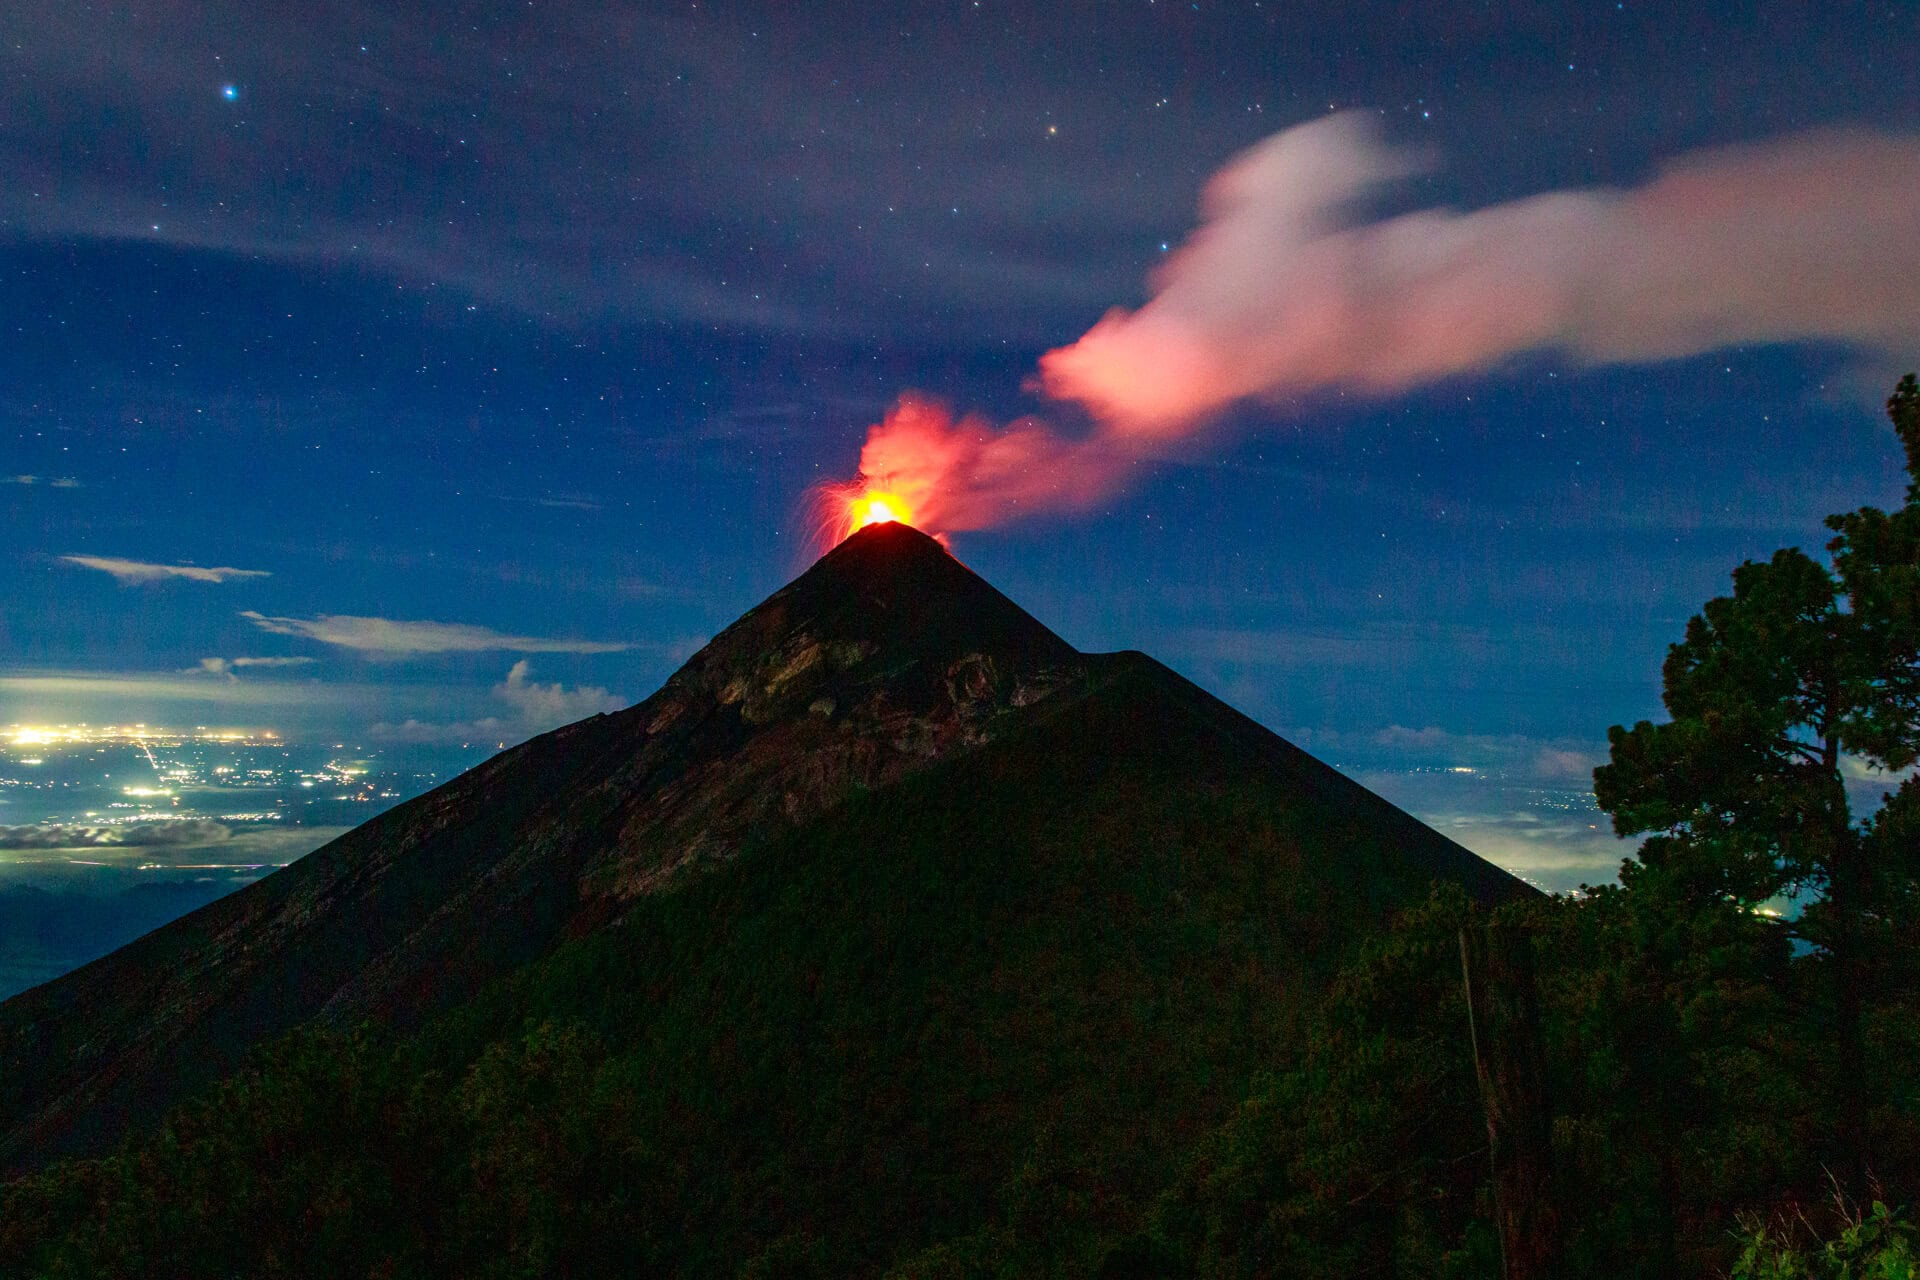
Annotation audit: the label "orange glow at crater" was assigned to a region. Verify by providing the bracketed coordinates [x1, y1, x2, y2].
[848, 491, 911, 531]
[812, 485, 917, 551]
[804, 395, 1129, 556]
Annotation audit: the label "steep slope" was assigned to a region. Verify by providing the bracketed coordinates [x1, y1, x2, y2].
[0, 523, 1529, 1174]
[410, 647, 1527, 1273]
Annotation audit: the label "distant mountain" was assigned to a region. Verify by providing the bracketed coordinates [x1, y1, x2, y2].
[0, 522, 1529, 1186]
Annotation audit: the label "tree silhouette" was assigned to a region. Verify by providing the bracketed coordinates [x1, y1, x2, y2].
[1596, 375, 1920, 1192]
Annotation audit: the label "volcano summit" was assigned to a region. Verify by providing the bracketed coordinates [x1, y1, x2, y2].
[0, 522, 1529, 1269]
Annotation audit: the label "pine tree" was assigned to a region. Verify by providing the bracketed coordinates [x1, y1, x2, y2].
[1595, 374, 1920, 1193]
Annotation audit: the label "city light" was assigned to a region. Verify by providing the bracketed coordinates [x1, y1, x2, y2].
[6, 724, 280, 749]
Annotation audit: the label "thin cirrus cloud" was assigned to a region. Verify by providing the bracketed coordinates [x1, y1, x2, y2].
[240, 611, 631, 656]
[61, 556, 269, 585]
[0, 670, 335, 705]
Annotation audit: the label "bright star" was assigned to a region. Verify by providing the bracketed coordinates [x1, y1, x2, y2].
[221, 84, 238, 101]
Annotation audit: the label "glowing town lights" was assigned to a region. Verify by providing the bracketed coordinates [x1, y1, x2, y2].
[4, 724, 281, 748]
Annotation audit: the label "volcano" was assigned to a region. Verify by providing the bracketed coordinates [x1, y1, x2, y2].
[0, 523, 1530, 1236]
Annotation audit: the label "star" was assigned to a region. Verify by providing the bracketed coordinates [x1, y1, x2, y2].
[221, 84, 238, 101]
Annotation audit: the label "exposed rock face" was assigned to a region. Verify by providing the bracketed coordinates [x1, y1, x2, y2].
[0, 522, 1533, 1173]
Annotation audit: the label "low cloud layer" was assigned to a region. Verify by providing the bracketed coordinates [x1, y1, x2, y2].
[371, 660, 625, 745]
[241, 611, 630, 656]
[63, 556, 269, 585]
[0, 819, 231, 850]
[1040, 114, 1920, 434]
[0, 669, 335, 706]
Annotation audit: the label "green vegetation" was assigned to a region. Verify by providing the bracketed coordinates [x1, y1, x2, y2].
[4, 380, 1919, 1277]
[1732, 1200, 1918, 1280]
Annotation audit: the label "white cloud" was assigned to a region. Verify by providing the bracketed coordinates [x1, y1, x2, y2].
[493, 659, 624, 722]
[185, 656, 319, 680]
[370, 660, 625, 745]
[241, 611, 629, 656]
[62, 555, 269, 585]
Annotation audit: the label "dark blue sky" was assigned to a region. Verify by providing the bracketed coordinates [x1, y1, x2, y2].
[4, 1, 1918, 887]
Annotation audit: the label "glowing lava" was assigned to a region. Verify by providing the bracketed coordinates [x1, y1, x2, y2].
[848, 491, 912, 532]
[810, 483, 917, 551]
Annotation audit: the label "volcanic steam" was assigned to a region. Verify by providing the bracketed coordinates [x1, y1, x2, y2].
[818, 112, 1920, 546]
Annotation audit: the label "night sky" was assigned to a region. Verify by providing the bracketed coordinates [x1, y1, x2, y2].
[5, 1, 1919, 889]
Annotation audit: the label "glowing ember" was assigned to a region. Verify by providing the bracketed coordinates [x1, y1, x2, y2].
[809, 482, 917, 551]
[849, 491, 911, 531]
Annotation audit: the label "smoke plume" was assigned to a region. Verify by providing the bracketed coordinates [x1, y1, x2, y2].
[833, 115, 1920, 537]
[847, 396, 1130, 534]
[1039, 112, 1920, 434]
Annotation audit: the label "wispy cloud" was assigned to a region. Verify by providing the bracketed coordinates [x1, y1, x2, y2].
[240, 611, 630, 656]
[1300, 722, 1607, 783]
[6, 475, 79, 488]
[371, 660, 624, 745]
[495, 492, 604, 512]
[0, 670, 333, 706]
[62, 556, 269, 585]
[184, 656, 318, 680]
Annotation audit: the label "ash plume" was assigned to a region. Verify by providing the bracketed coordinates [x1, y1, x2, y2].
[846, 396, 1130, 535]
[831, 115, 1920, 536]
[1039, 112, 1920, 434]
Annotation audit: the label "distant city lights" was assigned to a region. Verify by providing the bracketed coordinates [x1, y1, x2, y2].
[7, 724, 280, 749]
